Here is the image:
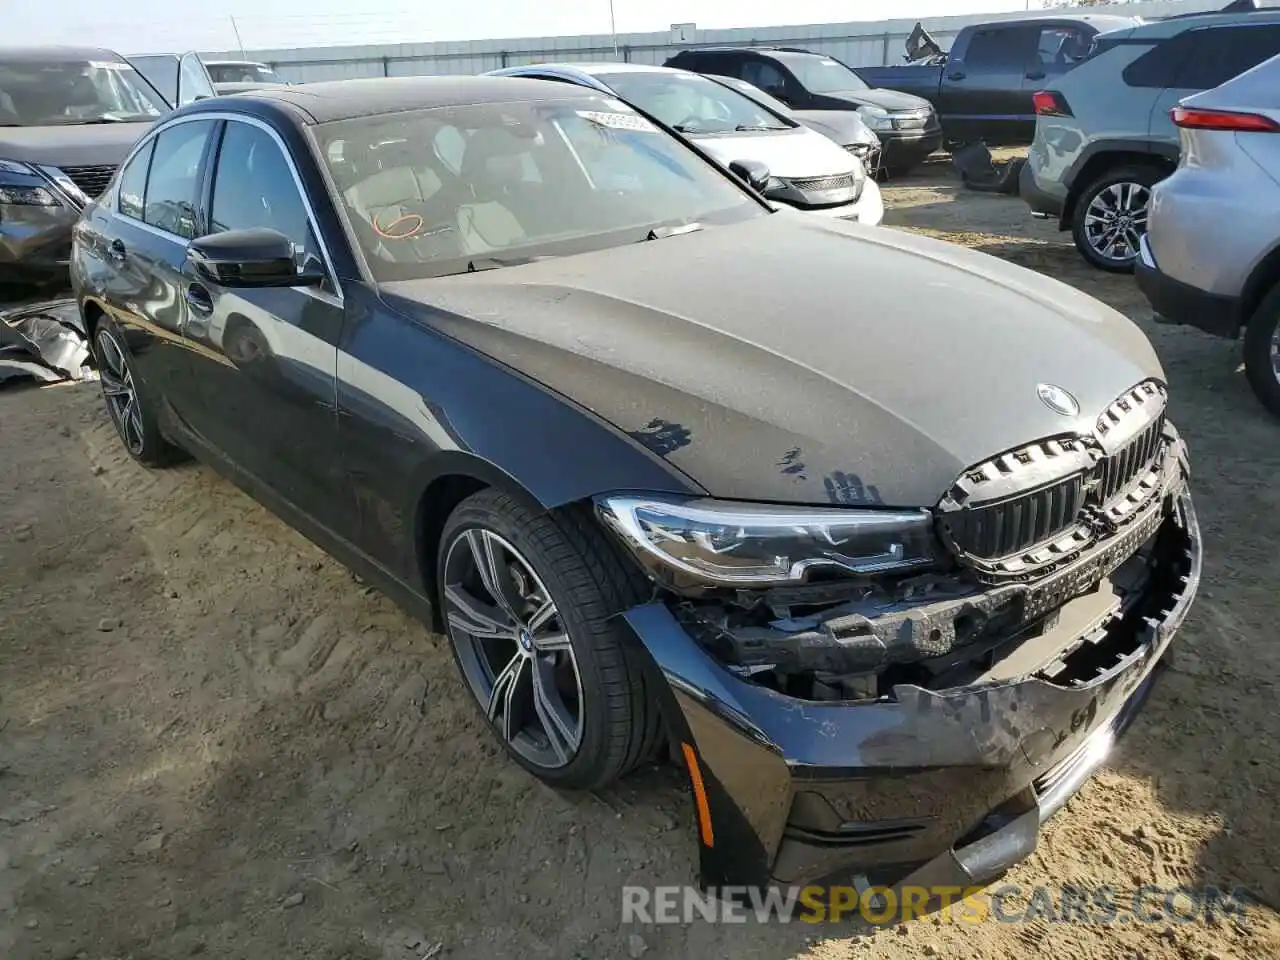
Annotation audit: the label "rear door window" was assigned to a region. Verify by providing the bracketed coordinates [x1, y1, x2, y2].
[1123, 32, 1195, 88]
[1032, 26, 1091, 71]
[117, 140, 154, 220]
[1173, 24, 1280, 90]
[143, 119, 215, 239]
[962, 26, 1038, 71]
[741, 59, 789, 97]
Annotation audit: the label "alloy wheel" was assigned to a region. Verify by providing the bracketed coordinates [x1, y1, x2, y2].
[1083, 181, 1150, 265]
[96, 329, 145, 455]
[442, 527, 584, 769]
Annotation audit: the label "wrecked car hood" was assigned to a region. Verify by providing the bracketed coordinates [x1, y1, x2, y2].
[381, 215, 1163, 508]
[0, 123, 152, 168]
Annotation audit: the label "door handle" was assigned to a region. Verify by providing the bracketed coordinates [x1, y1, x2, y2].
[947, 71, 966, 81]
[185, 283, 213, 315]
[1025, 70, 1046, 80]
[108, 238, 127, 262]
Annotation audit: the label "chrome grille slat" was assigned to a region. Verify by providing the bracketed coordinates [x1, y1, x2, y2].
[61, 164, 117, 199]
[786, 173, 855, 193]
[940, 381, 1169, 569]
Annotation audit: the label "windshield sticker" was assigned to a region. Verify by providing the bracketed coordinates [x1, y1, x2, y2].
[575, 110, 658, 133]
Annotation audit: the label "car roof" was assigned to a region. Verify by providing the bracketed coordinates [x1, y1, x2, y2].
[204, 59, 268, 67]
[0, 45, 128, 63]
[1126, 7, 1280, 38]
[498, 62, 686, 77]
[220, 75, 610, 123]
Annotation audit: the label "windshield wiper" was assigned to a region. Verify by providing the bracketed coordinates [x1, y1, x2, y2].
[463, 254, 556, 273]
[735, 123, 788, 131]
[644, 222, 704, 242]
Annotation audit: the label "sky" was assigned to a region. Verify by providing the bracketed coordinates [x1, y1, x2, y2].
[9, 0, 1049, 55]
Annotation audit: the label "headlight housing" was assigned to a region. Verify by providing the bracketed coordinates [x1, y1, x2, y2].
[596, 495, 940, 590]
[857, 106, 894, 132]
[0, 158, 73, 208]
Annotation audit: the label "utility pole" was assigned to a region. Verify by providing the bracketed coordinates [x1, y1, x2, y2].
[609, 0, 620, 59]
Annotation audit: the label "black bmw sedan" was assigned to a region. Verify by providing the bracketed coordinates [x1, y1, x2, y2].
[71, 76, 1200, 893]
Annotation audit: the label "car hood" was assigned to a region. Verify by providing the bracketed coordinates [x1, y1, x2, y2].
[380, 215, 1163, 508]
[0, 123, 152, 168]
[821, 87, 933, 113]
[791, 110, 879, 147]
[691, 127, 856, 179]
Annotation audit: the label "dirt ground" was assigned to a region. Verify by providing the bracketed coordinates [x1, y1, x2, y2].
[3, 158, 1280, 960]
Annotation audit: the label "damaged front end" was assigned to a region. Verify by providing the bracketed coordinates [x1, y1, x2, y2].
[603, 381, 1201, 890]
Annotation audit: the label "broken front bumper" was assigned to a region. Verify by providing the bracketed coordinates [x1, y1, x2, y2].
[620, 487, 1201, 891]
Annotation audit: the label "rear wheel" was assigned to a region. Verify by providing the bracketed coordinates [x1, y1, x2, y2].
[437, 489, 664, 790]
[93, 316, 188, 467]
[1243, 284, 1280, 419]
[1071, 165, 1165, 273]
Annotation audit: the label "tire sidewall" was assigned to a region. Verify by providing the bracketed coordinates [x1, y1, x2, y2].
[435, 492, 622, 788]
[1071, 166, 1163, 274]
[1243, 287, 1280, 419]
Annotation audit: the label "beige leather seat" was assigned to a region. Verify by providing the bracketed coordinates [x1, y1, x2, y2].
[455, 130, 532, 254]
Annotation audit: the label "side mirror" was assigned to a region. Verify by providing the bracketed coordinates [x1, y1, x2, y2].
[728, 159, 771, 194]
[186, 228, 325, 288]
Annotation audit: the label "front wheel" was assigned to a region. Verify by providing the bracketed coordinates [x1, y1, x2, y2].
[436, 489, 664, 790]
[1243, 284, 1280, 419]
[1071, 165, 1164, 273]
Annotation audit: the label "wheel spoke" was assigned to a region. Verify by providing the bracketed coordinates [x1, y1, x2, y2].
[443, 583, 515, 639]
[526, 597, 558, 634]
[533, 631, 571, 652]
[486, 651, 529, 743]
[99, 369, 129, 397]
[532, 658, 579, 763]
[465, 529, 517, 618]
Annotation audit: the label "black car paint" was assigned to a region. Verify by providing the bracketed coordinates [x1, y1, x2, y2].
[857, 17, 1137, 145]
[72, 81, 1198, 892]
[72, 93, 702, 590]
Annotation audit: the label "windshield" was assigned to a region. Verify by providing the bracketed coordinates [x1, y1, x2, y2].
[208, 63, 284, 85]
[319, 97, 763, 282]
[0, 58, 167, 125]
[595, 71, 793, 134]
[714, 77, 795, 117]
[779, 55, 869, 94]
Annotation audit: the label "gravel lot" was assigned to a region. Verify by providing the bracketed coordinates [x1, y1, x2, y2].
[2, 160, 1279, 960]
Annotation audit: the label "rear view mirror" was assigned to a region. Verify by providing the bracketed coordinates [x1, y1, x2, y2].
[187, 228, 325, 288]
[728, 159, 771, 193]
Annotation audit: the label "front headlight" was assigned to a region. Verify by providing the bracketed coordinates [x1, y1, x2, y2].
[596, 495, 940, 588]
[857, 106, 894, 132]
[0, 158, 65, 207]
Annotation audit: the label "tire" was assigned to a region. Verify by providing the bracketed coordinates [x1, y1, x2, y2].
[1243, 284, 1280, 419]
[436, 489, 664, 790]
[1071, 164, 1165, 274]
[92, 316, 188, 467]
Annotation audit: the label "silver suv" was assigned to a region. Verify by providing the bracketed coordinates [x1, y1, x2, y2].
[1019, 8, 1280, 272]
[1137, 52, 1280, 418]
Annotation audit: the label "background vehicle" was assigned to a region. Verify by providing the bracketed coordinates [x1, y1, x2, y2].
[0, 46, 210, 288]
[1020, 7, 1280, 272]
[1136, 53, 1280, 418]
[664, 47, 940, 176]
[203, 59, 289, 94]
[710, 74, 882, 178]
[857, 16, 1138, 147]
[126, 52, 218, 108]
[487, 63, 883, 224]
[72, 75, 1198, 894]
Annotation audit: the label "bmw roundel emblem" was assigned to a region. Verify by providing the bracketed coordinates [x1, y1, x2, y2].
[1037, 383, 1080, 417]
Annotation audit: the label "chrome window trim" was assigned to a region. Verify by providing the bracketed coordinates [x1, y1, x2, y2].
[111, 111, 344, 305]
